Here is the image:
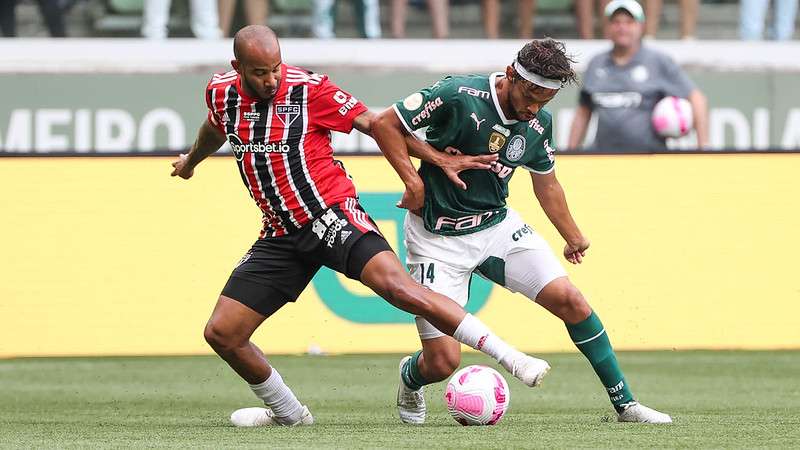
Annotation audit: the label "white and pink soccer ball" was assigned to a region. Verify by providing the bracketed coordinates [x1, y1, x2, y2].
[652, 96, 694, 138]
[444, 365, 510, 426]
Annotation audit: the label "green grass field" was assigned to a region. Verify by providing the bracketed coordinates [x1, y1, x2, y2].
[2, 351, 798, 448]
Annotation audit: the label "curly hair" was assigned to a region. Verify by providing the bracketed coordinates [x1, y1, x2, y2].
[514, 38, 578, 87]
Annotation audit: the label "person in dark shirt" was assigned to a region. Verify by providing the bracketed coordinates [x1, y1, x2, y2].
[568, 0, 709, 152]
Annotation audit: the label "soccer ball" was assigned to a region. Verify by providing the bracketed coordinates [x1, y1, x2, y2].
[444, 365, 510, 426]
[651, 96, 694, 138]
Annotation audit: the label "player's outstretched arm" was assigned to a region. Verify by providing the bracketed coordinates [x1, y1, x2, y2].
[404, 142, 498, 191]
[171, 119, 227, 180]
[371, 109, 426, 210]
[530, 171, 590, 264]
[369, 109, 497, 192]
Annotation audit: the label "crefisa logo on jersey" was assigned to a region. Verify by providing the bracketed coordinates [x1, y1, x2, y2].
[410, 97, 444, 126]
[275, 104, 301, 127]
[528, 117, 544, 135]
[544, 138, 556, 162]
[506, 135, 526, 161]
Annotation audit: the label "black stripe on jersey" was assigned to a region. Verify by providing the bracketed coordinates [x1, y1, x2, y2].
[223, 86, 278, 236]
[222, 86, 250, 191]
[222, 87, 254, 202]
[285, 85, 325, 217]
[251, 98, 300, 234]
[206, 89, 214, 117]
[222, 85, 238, 135]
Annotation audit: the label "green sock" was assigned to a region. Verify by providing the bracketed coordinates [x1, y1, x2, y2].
[566, 311, 635, 412]
[400, 350, 430, 391]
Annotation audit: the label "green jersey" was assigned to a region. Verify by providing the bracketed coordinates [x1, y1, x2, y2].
[393, 73, 556, 236]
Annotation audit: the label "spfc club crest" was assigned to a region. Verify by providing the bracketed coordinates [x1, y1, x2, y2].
[275, 103, 301, 127]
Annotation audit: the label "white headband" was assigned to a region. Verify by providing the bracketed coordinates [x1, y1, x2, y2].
[513, 60, 563, 90]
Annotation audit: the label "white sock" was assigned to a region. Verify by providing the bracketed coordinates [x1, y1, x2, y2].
[249, 368, 304, 423]
[453, 313, 520, 368]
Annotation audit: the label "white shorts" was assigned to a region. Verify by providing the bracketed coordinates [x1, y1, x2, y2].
[405, 209, 567, 340]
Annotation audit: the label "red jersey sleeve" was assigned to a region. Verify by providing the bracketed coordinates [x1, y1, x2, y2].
[204, 79, 226, 135]
[308, 76, 369, 133]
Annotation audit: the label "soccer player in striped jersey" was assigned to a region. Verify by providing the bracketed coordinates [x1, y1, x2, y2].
[170, 25, 552, 427]
[372, 38, 672, 424]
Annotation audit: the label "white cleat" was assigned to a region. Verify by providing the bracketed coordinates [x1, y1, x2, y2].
[230, 405, 314, 427]
[617, 402, 673, 424]
[397, 356, 426, 424]
[502, 351, 551, 387]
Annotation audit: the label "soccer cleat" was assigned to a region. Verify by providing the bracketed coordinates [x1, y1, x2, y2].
[617, 402, 673, 424]
[397, 356, 426, 424]
[501, 351, 551, 387]
[229, 405, 314, 427]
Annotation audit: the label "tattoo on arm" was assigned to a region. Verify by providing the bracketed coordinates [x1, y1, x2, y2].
[352, 111, 374, 137]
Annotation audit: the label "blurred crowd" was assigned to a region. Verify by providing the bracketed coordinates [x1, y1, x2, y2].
[1, 0, 797, 40]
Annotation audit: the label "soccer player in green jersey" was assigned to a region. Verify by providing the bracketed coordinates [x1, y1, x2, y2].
[372, 38, 672, 424]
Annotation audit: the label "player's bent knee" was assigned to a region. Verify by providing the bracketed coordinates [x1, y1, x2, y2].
[538, 279, 591, 323]
[560, 285, 591, 323]
[203, 321, 240, 353]
[203, 322, 222, 349]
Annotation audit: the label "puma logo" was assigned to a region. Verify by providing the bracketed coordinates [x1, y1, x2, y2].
[470, 112, 485, 131]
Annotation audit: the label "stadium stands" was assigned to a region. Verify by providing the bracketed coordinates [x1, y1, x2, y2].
[8, 0, 793, 39]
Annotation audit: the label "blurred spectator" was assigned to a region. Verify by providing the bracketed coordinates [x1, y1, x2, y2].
[219, 0, 268, 38]
[391, 0, 448, 38]
[313, 0, 381, 38]
[481, 0, 535, 39]
[142, 0, 222, 39]
[583, 0, 699, 40]
[740, 0, 798, 40]
[644, 0, 698, 39]
[0, 0, 67, 37]
[567, 0, 709, 151]
[575, 0, 610, 39]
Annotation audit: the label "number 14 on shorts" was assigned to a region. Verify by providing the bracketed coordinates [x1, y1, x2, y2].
[408, 262, 435, 285]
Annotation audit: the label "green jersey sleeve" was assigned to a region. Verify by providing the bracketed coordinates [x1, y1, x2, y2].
[522, 114, 557, 174]
[392, 76, 460, 133]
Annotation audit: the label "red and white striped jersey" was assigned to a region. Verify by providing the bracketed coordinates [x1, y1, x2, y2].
[205, 64, 369, 238]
